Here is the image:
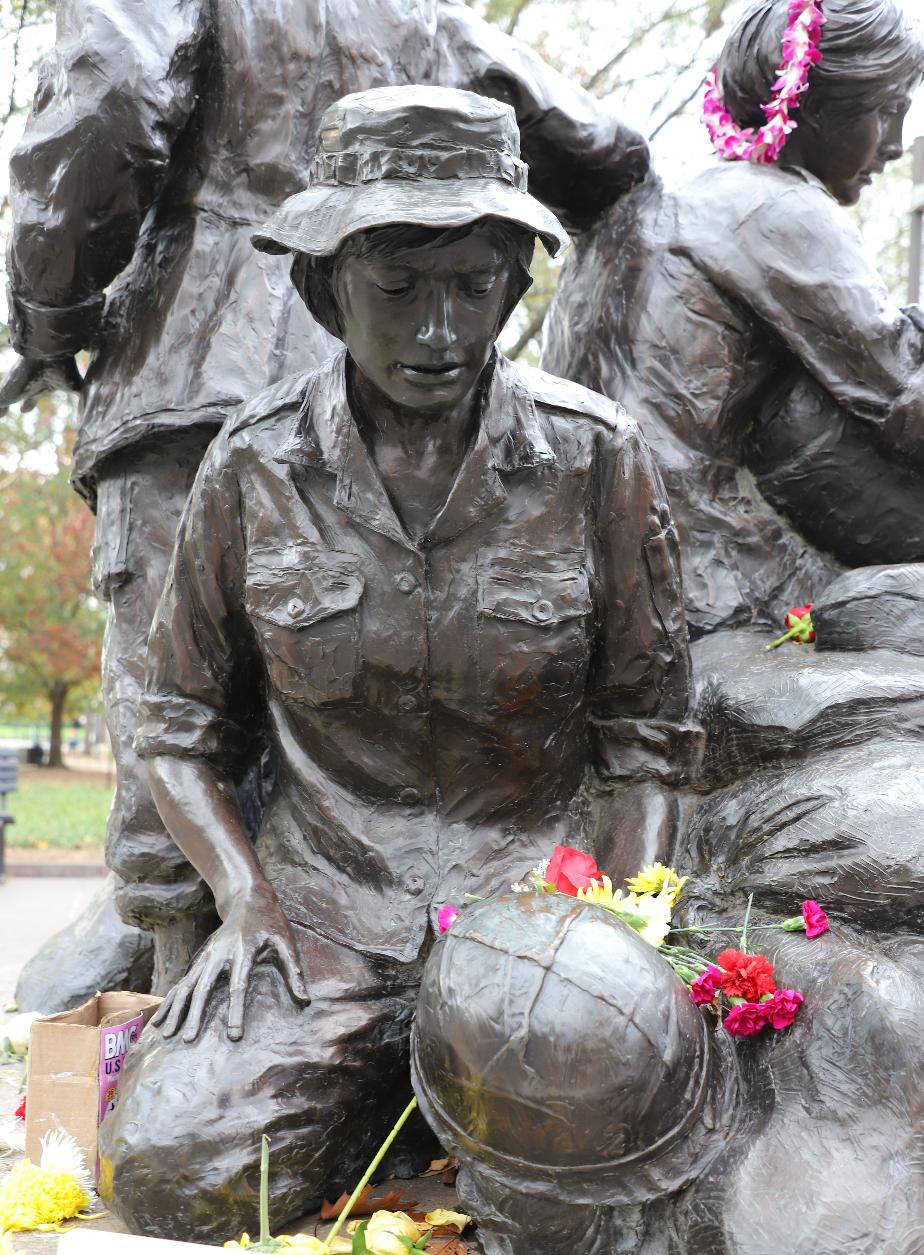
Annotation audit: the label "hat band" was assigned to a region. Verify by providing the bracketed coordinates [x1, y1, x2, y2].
[310, 146, 529, 191]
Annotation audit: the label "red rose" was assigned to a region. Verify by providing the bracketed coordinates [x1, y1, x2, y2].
[14, 1093, 26, 1120]
[764, 988, 804, 1030]
[724, 1001, 770, 1038]
[784, 603, 816, 643]
[690, 965, 724, 1006]
[546, 844, 602, 896]
[802, 899, 828, 939]
[715, 949, 777, 1001]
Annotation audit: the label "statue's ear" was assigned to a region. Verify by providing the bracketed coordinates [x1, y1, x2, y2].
[290, 253, 344, 341]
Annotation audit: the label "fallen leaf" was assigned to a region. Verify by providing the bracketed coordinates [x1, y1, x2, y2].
[426, 1238, 470, 1254]
[419, 1156, 458, 1186]
[421, 1158, 452, 1176]
[320, 1187, 419, 1221]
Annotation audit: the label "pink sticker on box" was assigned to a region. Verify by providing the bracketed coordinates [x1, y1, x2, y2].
[98, 1013, 144, 1127]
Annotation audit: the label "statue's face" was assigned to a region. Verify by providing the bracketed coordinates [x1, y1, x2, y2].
[335, 230, 514, 415]
[797, 80, 914, 205]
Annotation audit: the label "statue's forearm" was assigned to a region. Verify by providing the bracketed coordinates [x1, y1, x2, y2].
[146, 755, 271, 920]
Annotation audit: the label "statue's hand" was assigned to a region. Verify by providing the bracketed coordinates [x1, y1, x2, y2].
[151, 883, 310, 1044]
[0, 354, 84, 415]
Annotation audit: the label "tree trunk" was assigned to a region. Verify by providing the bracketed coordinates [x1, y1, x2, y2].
[48, 680, 69, 768]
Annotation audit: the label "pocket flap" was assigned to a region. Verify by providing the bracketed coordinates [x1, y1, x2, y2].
[478, 553, 590, 626]
[246, 550, 364, 629]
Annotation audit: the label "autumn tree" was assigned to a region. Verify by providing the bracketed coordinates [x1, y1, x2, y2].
[0, 414, 103, 767]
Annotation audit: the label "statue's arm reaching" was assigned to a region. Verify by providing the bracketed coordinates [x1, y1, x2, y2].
[146, 757, 308, 1043]
[3, 0, 205, 403]
[135, 430, 308, 1042]
[436, 0, 649, 231]
[588, 420, 703, 874]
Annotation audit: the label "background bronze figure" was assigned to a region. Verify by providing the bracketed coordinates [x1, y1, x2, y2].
[0, 0, 650, 1002]
[98, 86, 699, 1246]
[545, 0, 924, 637]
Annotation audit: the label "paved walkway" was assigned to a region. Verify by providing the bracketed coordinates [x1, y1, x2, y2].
[0, 877, 105, 1007]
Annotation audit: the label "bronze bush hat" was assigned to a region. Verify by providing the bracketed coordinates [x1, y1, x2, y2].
[252, 85, 569, 258]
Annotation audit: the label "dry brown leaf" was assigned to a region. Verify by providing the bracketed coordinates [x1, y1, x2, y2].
[319, 1185, 418, 1220]
[421, 1157, 452, 1175]
[426, 1237, 470, 1254]
[420, 1155, 459, 1185]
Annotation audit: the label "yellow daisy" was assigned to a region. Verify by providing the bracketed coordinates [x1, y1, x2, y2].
[625, 862, 688, 906]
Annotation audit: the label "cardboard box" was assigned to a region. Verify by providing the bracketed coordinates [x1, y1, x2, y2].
[25, 991, 162, 1181]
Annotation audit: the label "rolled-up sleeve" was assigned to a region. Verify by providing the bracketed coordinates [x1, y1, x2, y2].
[589, 420, 703, 784]
[7, 0, 204, 358]
[135, 431, 255, 769]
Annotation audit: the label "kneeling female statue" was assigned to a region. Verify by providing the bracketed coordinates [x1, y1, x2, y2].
[99, 86, 700, 1247]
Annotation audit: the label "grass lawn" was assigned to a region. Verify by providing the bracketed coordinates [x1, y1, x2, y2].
[5, 765, 112, 849]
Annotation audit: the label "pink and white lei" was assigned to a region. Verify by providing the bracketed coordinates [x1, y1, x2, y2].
[702, 0, 825, 164]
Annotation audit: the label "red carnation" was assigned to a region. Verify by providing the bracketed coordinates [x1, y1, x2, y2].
[715, 949, 777, 1001]
[724, 1001, 770, 1038]
[802, 899, 828, 939]
[14, 1093, 26, 1120]
[764, 988, 804, 1031]
[546, 844, 602, 896]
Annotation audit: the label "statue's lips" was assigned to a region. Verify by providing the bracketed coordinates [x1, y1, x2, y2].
[396, 362, 466, 383]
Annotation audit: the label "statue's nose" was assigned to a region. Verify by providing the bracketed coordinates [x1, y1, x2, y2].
[415, 292, 458, 350]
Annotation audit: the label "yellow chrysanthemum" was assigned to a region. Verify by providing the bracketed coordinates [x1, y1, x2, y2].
[625, 862, 688, 906]
[0, 1229, 15, 1254]
[0, 1162, 90, 1233]
[579, 876, 673, 948]
[577, 874, 625, 908]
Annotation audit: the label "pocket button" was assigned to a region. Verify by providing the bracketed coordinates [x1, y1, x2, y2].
[398, 694, 418, 713]
[405, 875, 425, 896]
[396, 573, 418, 594]
[287, 597, 304, 618]
[532, 598, 554, 623]
[398, 787, 421, 806]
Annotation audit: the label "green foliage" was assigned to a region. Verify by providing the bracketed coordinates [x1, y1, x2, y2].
[0, 410, 103, 745]
[6, 769, 112, 849]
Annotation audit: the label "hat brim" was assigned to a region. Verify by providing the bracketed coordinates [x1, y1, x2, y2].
[251, 178, 569, 259]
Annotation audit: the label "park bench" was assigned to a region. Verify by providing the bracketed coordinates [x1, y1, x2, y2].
[0, 748, 19, 881]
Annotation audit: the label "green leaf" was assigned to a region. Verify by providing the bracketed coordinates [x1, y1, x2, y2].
[352, 1221, 371, 1255]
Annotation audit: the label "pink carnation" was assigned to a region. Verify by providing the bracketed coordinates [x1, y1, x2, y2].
[724, 1001, 770, 1038]
[802, 899, 829, 938]
[690, 965, 724, 1006]
[437, 904, 459, 934]
[764, 988, 804, 1030]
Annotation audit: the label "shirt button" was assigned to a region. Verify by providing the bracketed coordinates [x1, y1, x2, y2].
[397, 694, 417, 713]
[398, 787, 420, 806]
[405, 875, 425, 896]
[287, 597, 304, 618]
[532, 598, 554, 623]
[395, 573, 418, 594]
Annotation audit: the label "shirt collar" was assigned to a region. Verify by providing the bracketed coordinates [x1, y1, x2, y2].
[274, 348, 555, 546]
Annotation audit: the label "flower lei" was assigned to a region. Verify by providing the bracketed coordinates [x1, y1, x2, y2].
[702, 0, 825, 164]
[439, 846, 831, 1040]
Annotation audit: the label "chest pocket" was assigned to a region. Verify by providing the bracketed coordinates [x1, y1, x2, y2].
[245, 550, 364, 706]
[476, 551, 593, 713]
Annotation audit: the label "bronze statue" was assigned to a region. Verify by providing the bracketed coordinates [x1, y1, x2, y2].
[544, 0, 924, 637]
[97, 85, 699, 1245]
[1, 0, 650, 1000]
